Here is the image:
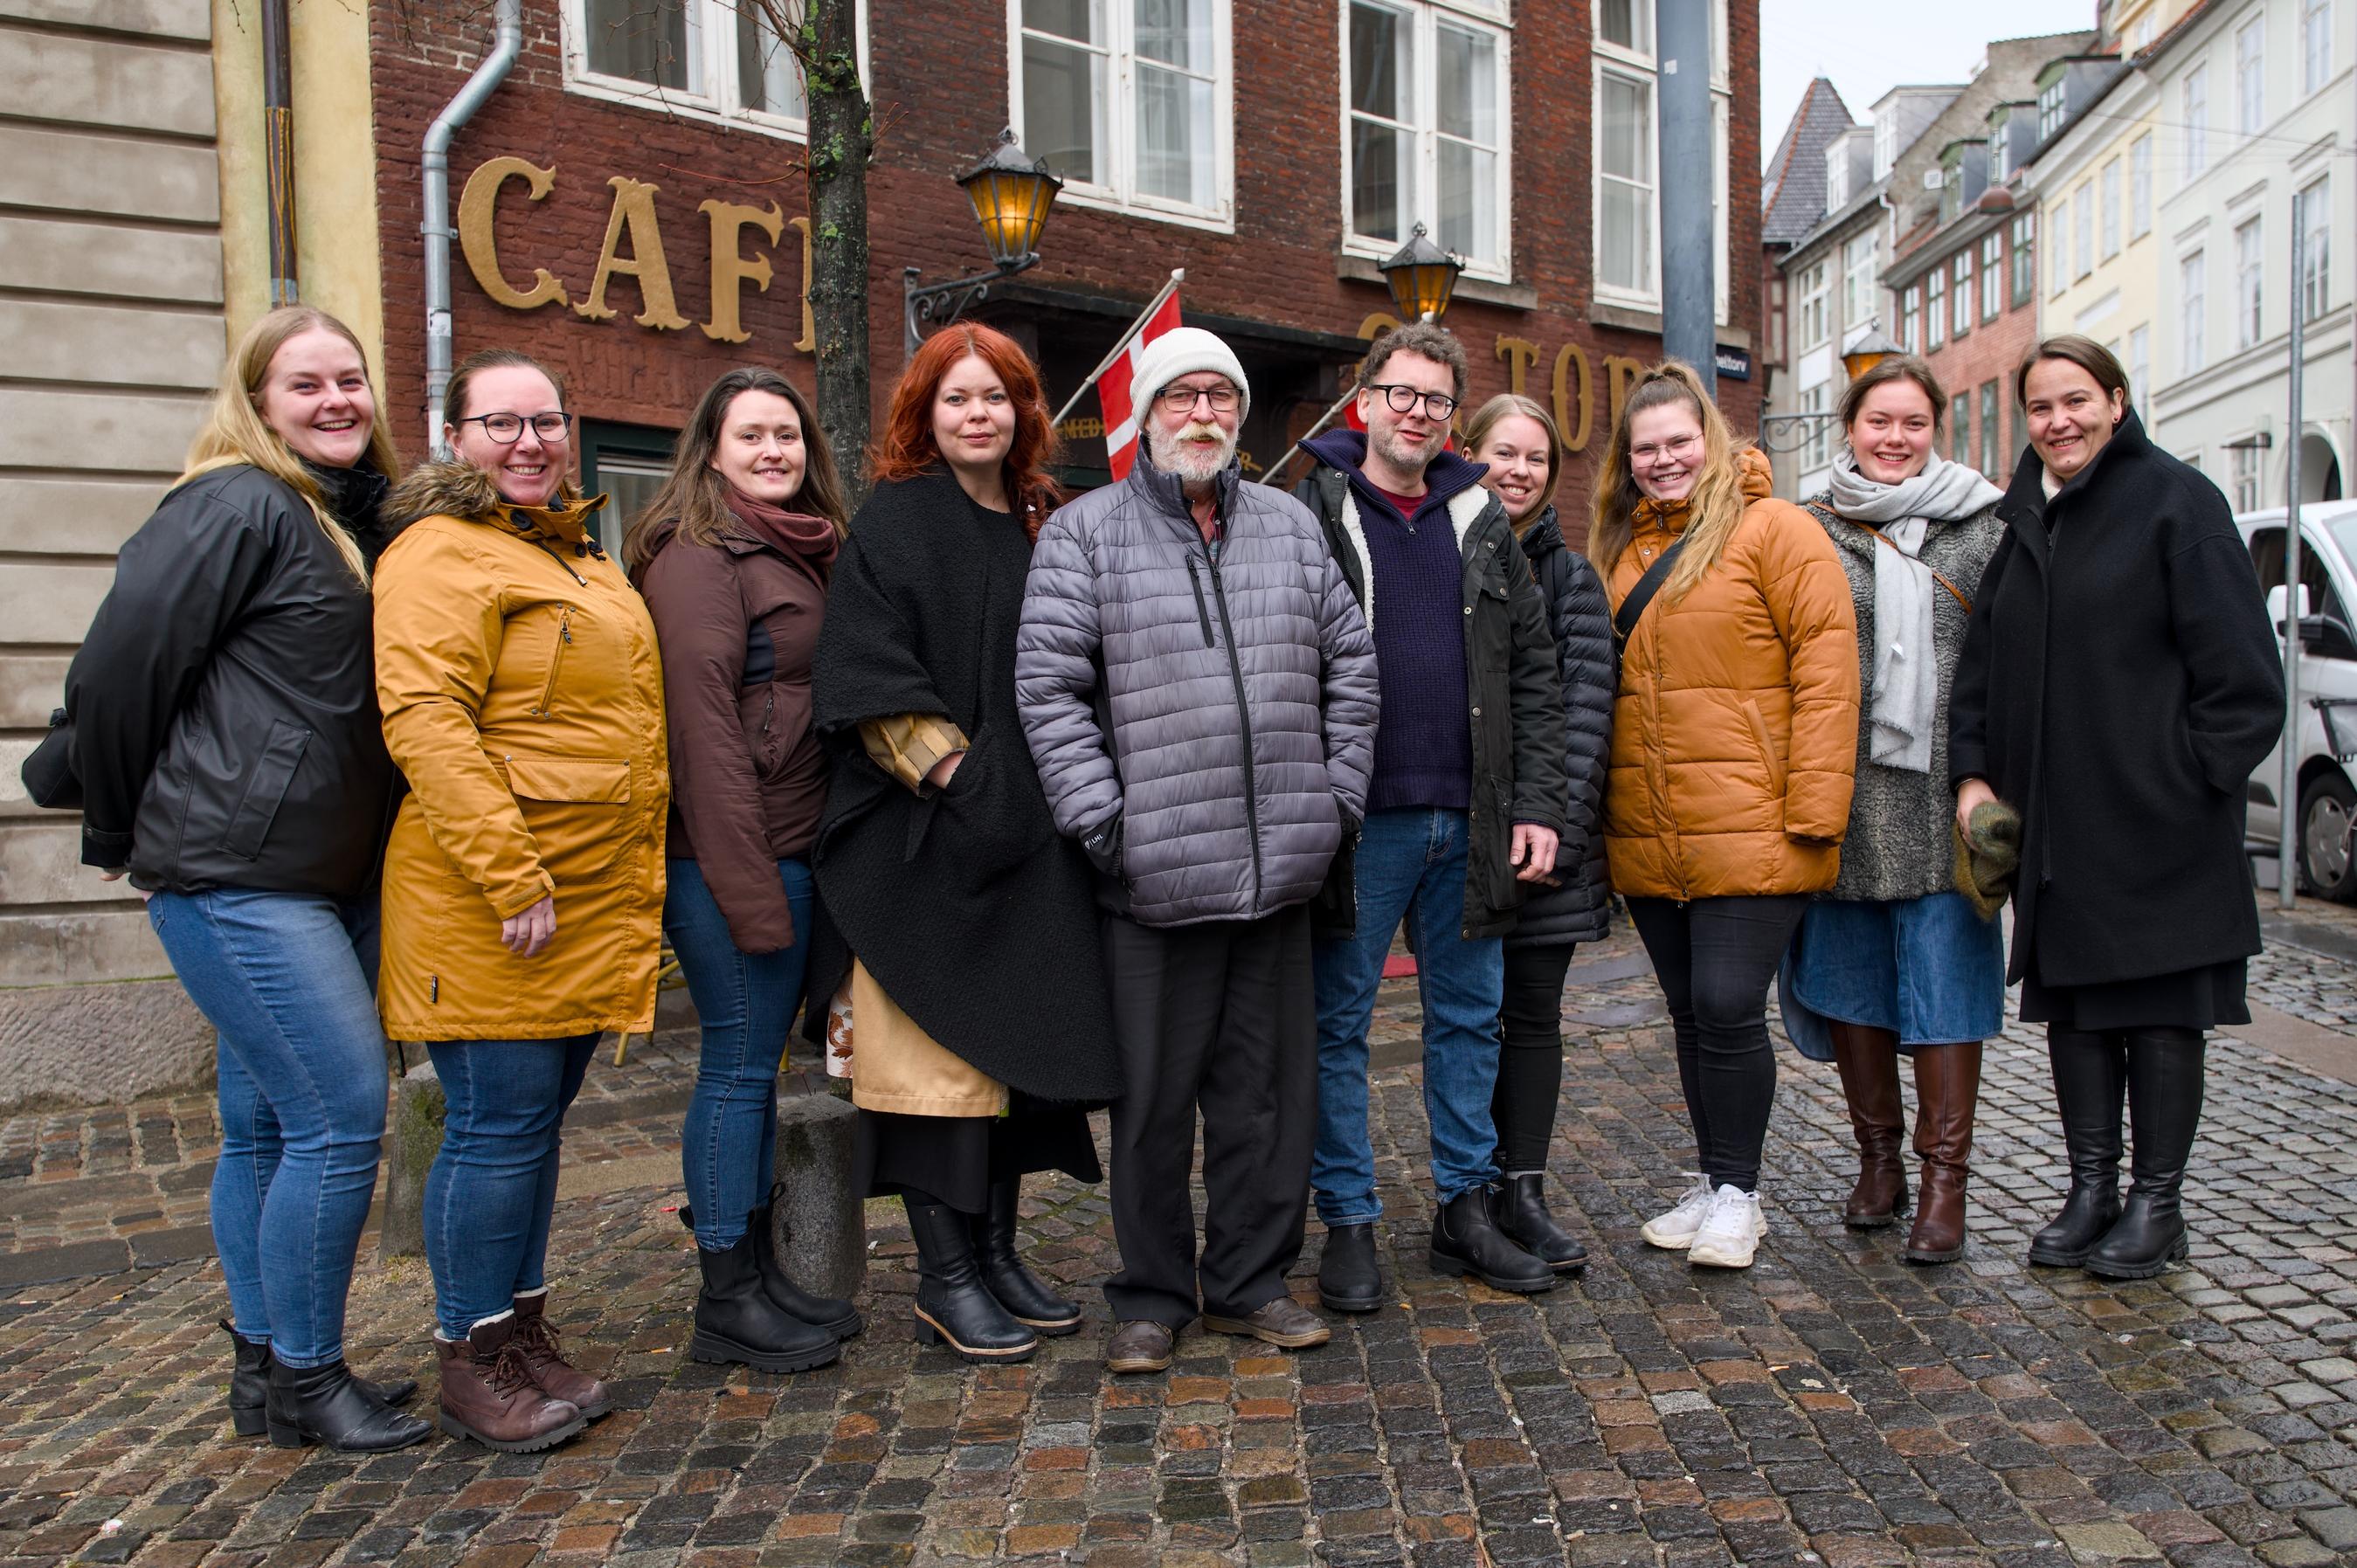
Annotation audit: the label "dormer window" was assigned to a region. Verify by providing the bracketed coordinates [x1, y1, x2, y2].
[2037, 73, 2067, 140]
[1826, 141, 1850, 209]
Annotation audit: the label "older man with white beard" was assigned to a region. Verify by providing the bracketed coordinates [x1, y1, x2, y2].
[1017, 327, 1380, 1374]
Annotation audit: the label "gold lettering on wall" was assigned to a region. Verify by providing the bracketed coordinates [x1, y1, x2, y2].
[457, 156, 570, 309]
[1604, 356, 1646, 431]
[1493, 336, 1538, 397]
[577, 176, 690, 329]
[698, 197, 784, 344]
[790, 215, 815, 354]
[1552, 343, 1593, 453]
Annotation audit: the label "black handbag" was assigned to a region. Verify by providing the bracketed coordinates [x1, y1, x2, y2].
[21, 708, 81, 810]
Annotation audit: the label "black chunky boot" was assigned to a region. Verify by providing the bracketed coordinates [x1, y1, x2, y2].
[1317, 1223, 1385, 1313]
[750, 1185, 861, 1338]
[689, 1228, 840, 1374]
[2028, 1028, 2125, 1268]
[223, 1321, 416, 1437]
[1487, 1173, 1588, 1273]
[1428, 1186, 1555, 1293]
[970, 1179, 1081, 1334]
[907, 1198, 1037, 1363]
[2085, 1029, 2205, 1281]
[264, 1358, 431, 1452]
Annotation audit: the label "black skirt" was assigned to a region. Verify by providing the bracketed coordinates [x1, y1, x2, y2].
[2020, 953, 2250, 1033]
[854, 1095, 1102, 1213]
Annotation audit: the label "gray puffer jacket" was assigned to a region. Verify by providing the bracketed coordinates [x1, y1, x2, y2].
[1017, 455, 1380, 927]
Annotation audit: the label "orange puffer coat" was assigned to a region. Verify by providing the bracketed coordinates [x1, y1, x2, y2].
[1602, 448, 1860, 901]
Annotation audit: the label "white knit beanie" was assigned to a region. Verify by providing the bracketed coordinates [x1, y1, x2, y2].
[1130, 327, 1250, 420]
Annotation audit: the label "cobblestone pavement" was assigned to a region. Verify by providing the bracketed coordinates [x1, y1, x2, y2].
[5, 907, 2357, 1566]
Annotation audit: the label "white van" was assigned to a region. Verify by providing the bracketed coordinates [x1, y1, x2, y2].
[2238, 499, 2357, 899]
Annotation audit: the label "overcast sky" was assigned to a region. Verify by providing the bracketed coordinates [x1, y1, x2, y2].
[1759, 0, 2105, 168]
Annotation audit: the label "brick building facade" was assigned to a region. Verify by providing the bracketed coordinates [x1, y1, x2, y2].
[369, 0, 1762, 524]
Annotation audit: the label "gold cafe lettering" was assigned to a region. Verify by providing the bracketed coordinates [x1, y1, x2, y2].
[1355, 314, 1644, 455]
[456, 155, 816, 349]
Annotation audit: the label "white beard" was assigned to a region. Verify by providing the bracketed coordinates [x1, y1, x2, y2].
[1147, 420, 1238, 486]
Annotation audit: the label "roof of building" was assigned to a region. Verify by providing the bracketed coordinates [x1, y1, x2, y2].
[1761, 78, 1856, 246]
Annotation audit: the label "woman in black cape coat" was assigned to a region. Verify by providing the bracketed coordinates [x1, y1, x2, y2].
[1950, 335, 2281, 1282]
[807, 325, 1121, 1364]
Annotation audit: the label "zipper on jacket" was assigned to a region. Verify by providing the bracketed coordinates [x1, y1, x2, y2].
[1185, 556, 1216, 648]
[535, 606, 572, 717]
[1205, 549, 1265, 908]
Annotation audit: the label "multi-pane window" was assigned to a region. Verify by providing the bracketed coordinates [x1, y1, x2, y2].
[570, 0, 845, 133]
[2076, 183, 2095, 278]
[2236, 15, 2265, 139]
[2184, 65, 2208, 176]
[2050, 196, 2070, 297]
[1902, 282, 1921, 352]
[2101, 158, 2121, 259]
[1952, 252, 1972, 336]
[1594, 47, 1654, 297]
[2233, 442, 2262, 512]
[2305, 0, 2333, 96]
[2129, 323, 2150, 411]
[2303, 177, 2332, 322]
[1927, 266, 1946, 348]
[1799, 382, 1833, 475]
[2011, 213, 2036, 307]
[1951, 394, 1971, 466]
[1980, 232, 2002, 320]
[2037, 74, 2066, 140]
[1796, 259, 1830, 350]
[2131, 134, 2153, 237]
[1842, 232, 1879, 328]
[1346, 1, 1509, 271]
[1020, 0, 1232, 220]
[2181, 249, 2208, 374]
[2236, 216, 2264, 349]
[1979, 381, 2000, 477]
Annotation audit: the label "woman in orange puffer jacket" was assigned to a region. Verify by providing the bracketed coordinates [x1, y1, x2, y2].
[1589, 362, 1860, 1271]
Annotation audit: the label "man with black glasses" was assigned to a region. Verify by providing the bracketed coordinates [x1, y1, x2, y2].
[1293, 321, 1569, 1311]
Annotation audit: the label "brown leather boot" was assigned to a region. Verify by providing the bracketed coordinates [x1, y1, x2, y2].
[436, 1316, 585, 1454]
[1904, 1041, 1983, 1265]
[1830, 1023, 1907, 1227]
[510, 1290, 611, 1419]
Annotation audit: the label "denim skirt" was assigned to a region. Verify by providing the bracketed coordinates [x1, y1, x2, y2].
[1787, 890, 2005, 1050]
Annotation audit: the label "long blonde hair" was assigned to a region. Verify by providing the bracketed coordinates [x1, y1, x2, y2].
[1586, 360, 1745, 603]
[181, 307, 399, 584]
[1462, 393, 1562, 535]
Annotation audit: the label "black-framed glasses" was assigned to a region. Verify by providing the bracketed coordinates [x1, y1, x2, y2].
[458, 411, 573, 443]
[1156, 383, 1241, 413]
[1365, 383, 1459, 420]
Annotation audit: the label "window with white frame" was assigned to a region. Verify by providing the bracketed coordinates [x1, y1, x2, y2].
[1344, 0, 1511, 274]
[2037, 73, 2066, 140]
[2050, 196, 2070, 296]
[2131, 133, 2153, 237]
[2184, 64, 2208, 176]
[1927, 266, 1946, 348]
[1873, 112, 1897, 181]
[2134, 14, 2155, 49]
[1842, 232, 1878, 329]
[2236, 15, 2265, 139]
[1980, 231, 2002, 320]
[2305, 0, 2332, 96]
[1953, 251, 1972, 336]
[1019, 0, 1234, 223]
[1796, 259, 1829, 350]
[1798, 380, 1832, 475]
[2233, 442, 2262, 511]
[1902, 281, 1921, 351]
[2101, 158, 2121, 259]
[1593, 0, 1729, 310]
[1990, 114, 2013, 184]
[2129, 323, 2150, 411]
[2236, 215, 2264, 349]
[2303, 176, 2332, 321]
[2076, 183, 2094, 278]
[2181, 248, 2208, 373]
[2011, 212, 2036, 306]
[566, 0, 855, 135]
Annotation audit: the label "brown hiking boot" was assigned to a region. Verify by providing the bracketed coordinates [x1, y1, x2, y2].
[511, 1290, 611, 1419]
[436, 1315, 584, 1454]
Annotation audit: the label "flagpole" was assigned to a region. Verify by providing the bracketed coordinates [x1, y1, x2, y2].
[1051, 268, 1185, 427]
[1256, 384, 1358, 492]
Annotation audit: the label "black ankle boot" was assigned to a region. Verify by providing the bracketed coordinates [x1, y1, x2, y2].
[1488, 1173, 1588, 1273]
[1317, 1223, 1385, 1313]
[969, 1179, 1081, 1335]
[749, 1185, 861, 1338]
[223, 1321, 416, 1437]
[907, 1199, 1036, 1363]
[2028, 1028, 2125, 1267]
[1429, 1186, 1555, 1294]
[264, 1358, 432, 1452]
[688, 1226, 840, 1374]
[2086, 1030, 2204, 1281]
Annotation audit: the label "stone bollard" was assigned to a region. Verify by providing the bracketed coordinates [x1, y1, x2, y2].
[770, 1091, 865, 1300]
[380, 1060, 446, 1261]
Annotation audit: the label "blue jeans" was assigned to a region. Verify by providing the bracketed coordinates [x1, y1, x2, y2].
[149, 888, 388, 1368]
[665, 857, 815, 1248]
[423, 1033, 597, 1339]
[1312, 808, 1505, 1224]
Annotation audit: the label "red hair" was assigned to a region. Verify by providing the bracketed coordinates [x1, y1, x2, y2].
[868, 324, 1063, 537]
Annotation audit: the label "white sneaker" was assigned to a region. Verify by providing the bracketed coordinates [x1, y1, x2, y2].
[1639, 1174, 1717, 1249]
[1686, 1185, 1766, 1268]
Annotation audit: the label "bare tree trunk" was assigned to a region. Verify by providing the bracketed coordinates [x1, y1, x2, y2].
[798, 0, 873, 508]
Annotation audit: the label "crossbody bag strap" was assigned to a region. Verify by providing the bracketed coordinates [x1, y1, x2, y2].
[1807, 501, 1973, 612]
[1611, 535, 1687, 663]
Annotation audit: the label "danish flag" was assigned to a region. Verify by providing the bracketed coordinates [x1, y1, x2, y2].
[1097, 289, 1185, 481]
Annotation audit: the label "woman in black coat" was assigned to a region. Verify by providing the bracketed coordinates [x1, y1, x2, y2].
[1464, 395, 1611, 1274]
[809, 324, 1123, 1364]
[1951, 335, 2282, 1281]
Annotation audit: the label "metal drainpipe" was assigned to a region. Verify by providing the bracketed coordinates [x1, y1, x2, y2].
[422, 0, 522, 456]
[262, 0, 298, 305]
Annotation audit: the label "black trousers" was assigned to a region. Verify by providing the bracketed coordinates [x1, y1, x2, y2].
[1626, 895, 1807, 1192]
[1494, 942, 1578, 1173]
[1102, 902, 1317, 1327]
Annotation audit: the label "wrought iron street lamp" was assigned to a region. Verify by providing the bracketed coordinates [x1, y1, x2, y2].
[1377, 222, 1464, 323]
[1840, 324, 1904, 383]
[1759, 319, 1909, 455]
[903, 128, 1064, 356]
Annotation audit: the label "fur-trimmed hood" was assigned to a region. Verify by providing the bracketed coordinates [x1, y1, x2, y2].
[384, 459, 606, 556]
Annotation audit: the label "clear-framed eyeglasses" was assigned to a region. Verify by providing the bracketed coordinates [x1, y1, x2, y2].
[1157, 384, 1241, 413]
[1365, 383, 1460, 420]
[457, 411, 574, 443]
[1629, 433, 1702, 466]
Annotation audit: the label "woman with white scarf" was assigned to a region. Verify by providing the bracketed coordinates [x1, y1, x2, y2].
[1784, 356, 2004, 1264]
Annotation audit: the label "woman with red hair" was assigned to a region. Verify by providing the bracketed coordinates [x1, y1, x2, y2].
[808, 325, 1122, 1362]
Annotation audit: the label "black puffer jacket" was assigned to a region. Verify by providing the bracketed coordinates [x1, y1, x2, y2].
[66, 462, 403, 897]
[1506, 507, 1613, 946]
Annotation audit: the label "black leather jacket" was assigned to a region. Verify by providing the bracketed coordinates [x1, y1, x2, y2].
[66, 462, 404, 897]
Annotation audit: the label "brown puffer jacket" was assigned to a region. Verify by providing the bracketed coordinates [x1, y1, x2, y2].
[1602, 447, 1861, 901]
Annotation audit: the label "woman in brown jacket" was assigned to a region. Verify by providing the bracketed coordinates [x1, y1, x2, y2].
[1591, 362, 1860, 1271]
[374, 349, 666, 1453]
[626, 368, 858, 1378]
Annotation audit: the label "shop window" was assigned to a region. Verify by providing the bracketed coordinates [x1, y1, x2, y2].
[1014, 0, 1234, 228]
[580, 420, 677, 560]
[1344, 0, 1512, 277]
[566, 0, 867, 139]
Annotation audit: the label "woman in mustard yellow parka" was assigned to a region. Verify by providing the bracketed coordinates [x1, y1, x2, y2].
[1589, 362, 1859, 1273]
[373, 349, 666, 1454]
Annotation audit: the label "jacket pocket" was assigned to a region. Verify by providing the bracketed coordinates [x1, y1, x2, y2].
[501, 751, 632, 884]
[532, 606, 574, 717]
[220, 719, 311, 861]
[1741, 698, 1787, 806]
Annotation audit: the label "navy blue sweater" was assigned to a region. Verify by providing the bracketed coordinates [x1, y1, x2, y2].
[1302, 430, 1489, 814]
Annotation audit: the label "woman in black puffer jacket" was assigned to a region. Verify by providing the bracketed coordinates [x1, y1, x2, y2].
[1464, 395, 1613, 1272]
